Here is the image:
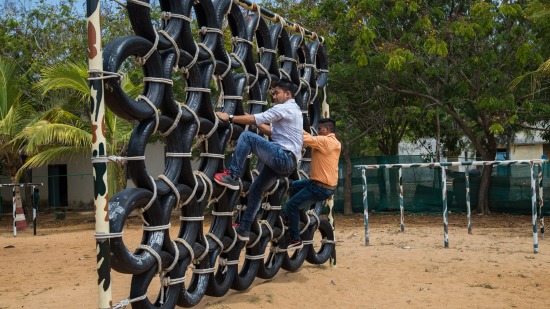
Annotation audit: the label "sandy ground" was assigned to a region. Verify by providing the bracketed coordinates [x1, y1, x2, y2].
[1, 211, 549, 308]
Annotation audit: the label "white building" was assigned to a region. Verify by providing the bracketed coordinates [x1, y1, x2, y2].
[0, 141, 168, 210]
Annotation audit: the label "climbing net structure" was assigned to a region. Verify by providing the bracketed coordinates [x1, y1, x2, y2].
[87, 0, 334, 307]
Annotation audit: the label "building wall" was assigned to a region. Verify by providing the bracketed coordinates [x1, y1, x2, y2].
[510, 144, 544, 160]
[0, 141, 167, 211]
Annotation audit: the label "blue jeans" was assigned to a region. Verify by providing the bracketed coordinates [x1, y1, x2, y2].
[284, 179, 334, 241]
[231, 131, 295, 232]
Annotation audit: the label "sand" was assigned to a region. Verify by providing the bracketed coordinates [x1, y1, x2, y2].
[1, 211, 549, 308]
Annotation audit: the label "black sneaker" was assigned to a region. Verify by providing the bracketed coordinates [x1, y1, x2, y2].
[279, 238, 303, 250]
[214, 170, 240, 190]
[287, 239, 303, 250]
[281, 215, 289, 226]
[235, 227, 250, 242]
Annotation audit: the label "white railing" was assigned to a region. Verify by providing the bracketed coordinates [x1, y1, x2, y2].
[355, 159, 546, 253]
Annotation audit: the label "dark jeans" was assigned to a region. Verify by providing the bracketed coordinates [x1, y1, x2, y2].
[231, 131, 295, 232]
[284, 179, 334, 240]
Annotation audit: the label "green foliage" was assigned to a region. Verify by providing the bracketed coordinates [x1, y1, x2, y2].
[489, 123, 505, 135]
[386, 48, 415, 71]
[423, 37, 448, 57]
[0, 56, 35, 178]
[526, 0, 550, 19]
[499, 3, 522, 18]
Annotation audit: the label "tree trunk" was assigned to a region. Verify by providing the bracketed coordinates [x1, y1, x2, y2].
[18, 170, 33, 221]
[435, 112, 441, 162]
[388, 157, 399, 210]
[376, 157, 388, 210]
[476, 165, 493, 215]
[343, 142, 353, 215]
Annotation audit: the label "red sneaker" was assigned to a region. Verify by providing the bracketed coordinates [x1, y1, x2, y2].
[214, 170, 240, 190]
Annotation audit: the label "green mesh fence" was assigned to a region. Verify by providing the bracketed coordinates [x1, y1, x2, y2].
[334, 156, 550, 215]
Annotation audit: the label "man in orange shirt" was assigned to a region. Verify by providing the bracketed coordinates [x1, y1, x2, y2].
[282, 118, 341, 249]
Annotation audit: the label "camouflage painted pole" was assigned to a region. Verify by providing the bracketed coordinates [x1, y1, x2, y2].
[530, 162, 539, 253]
[538, 164, 544, 238]
[326, 198, 337, 266]
[442, 167, 449, 248]
[86, 0, 112, 307]
[362, 168, 369, 245]
[399, 167, 404, 232]
[465, 166, 472, 234]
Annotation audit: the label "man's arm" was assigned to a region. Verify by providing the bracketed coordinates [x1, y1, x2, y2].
[216, 112, 256, 125]
[303, 130, 329, 151]
[216, 111, 273, 136]
[257, 123, 272, 136]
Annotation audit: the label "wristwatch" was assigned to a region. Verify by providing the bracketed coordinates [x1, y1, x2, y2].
[229, 114, 234, 123]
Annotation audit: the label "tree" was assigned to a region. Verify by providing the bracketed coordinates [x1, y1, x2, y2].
[329, 0, 550, 214]
[0, 57, 35, 220]
[510, 1, 550, 140]
[16, 62, 139, 195]
[0, 0, 133, 79]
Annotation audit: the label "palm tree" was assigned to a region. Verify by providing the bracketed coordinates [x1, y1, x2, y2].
[16, 62, 138, 195]
[0, 57, 35, 224]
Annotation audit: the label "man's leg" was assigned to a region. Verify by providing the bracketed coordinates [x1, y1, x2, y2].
[282, 178, 309, 223]
[285, 180, 318, 242]
[290, 179, 309, 197]
[216, 131, 292, 189]
[285, 182, 335, 248]
[236, 165, 280, 236]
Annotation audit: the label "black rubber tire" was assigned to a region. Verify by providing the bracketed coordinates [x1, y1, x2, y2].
[102, 35, 164, 121]
[126, 115, 184, 196]
[159, 48, 203, 120]
[314, 44, 329, 88]
[165, 0, 219, 61]
[126, 0, 188, 50]
[230, 237, 261, 291]
[306, 218, 335, 265]
[205, 239, 238, 297]
[109, 188, 163, 274]
[279, 29, 299, 85]
[224, 0, 252, 71]
[256, 233, 284, 279]
[281, 227, 311, 272]
[256, 17, 276, 76]
[129, 253, 189, 309]
[176, 244, 210, 307]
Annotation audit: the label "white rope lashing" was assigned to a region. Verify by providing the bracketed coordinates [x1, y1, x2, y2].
[90, 155, 145, 164]
[158, 174, 180, 207]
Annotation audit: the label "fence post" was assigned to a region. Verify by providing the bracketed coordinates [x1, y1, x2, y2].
[538, 163, 544, 238]
[530, 161, 539, 253]
[32, 185, 36, 236]
[399, 167, 404, 232]
[12, 187, 16, 237]
[465, 166, 472, 234]
[442, 166, 449, 248]
[362, 168, 369, 246]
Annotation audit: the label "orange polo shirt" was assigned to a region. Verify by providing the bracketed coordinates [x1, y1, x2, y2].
[303, 131, 341, 186]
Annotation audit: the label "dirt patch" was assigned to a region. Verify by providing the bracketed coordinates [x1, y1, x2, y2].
[1, 212, 549, 308]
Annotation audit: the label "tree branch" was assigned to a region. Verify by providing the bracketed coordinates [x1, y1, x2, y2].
[382, 84, 489, 158]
